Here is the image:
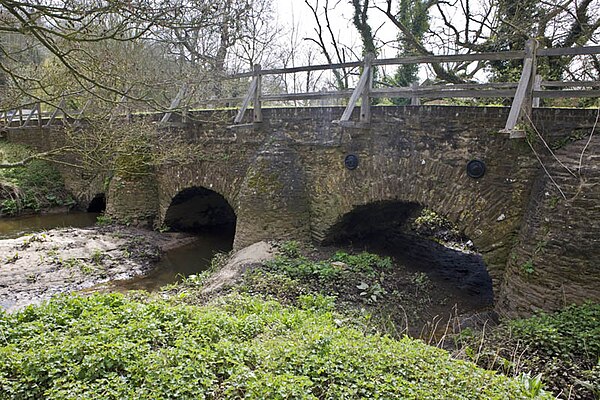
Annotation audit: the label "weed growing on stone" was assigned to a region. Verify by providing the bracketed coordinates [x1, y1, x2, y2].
[521, 260, 535, 275]
[5, 252, 20, 264]
[95, 215, 113, 226]
[90, 249, 105, 265]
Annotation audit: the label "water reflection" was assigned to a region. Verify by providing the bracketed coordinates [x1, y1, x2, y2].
[104, 230, 233, 292]
[0, 212, 99, 239]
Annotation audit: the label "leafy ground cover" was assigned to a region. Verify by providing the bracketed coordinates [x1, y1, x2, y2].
[0, 142, 74, 216]
[454, 302, 600, 399]
[236, 241, 440, 337]
[0, 292, 551, 399]
[170, 242, 599, 399]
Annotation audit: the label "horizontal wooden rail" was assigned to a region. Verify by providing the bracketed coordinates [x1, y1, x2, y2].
[371, 88, 516, 98]
[538, 46, 600, 57]
[229, 50, 527, 79]
[372, 51, 525, 66]
[534, 89, 600, 98]
[229, 45, 599, 80]
[262, 90, 353, 102]
[541, 81, 600, 87]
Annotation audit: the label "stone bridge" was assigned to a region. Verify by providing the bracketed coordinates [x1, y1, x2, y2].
[6, 106, 600, 316]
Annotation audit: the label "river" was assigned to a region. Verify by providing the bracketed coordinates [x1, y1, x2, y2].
[0, 212, 233, 294]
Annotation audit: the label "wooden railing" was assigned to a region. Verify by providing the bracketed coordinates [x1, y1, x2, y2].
[2, 39, 599, 138]
[231, 38, 600, 138]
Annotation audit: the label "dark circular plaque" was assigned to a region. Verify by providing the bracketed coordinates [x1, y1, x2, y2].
[344, 154, 359, 170]
[466, 159, 486, 179]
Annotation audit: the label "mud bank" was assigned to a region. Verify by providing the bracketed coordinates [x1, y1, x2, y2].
[0, 226, 196, 312]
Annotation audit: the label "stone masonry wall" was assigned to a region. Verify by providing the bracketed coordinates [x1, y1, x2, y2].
[5, 106, 599, 317]
[4, 127, 107, 208]
[498, 126, 600, 317]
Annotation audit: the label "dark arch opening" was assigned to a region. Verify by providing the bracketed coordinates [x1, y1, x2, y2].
[324, 200, 494, 328]
[87, 193, 106, 213]
[164, 187, 236, 239]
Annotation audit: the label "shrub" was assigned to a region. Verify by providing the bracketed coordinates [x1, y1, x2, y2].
[0, 142, 72, 216]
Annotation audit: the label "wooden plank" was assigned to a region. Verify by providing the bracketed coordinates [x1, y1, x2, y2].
[339, 64, 371, 122]
[261, 90, 353, 101]
[234, 77, 258, 124]
[535, 89, 600, 98]
[109, 94, 128, 124]
[37, 102, 42, 127]
[533, 75, 542, 108]
[76, 99, 92, 121]
[373, 51, 525, 66]
[253, 64, 262, 123]
[538, 45, 600, 57]
[370, 87, 516, 98]
[502, 38, 537, 136]
[410, 82, 420, 105]
[503, 58, 533, 133]
[23, 105, 38, 127]
[228, 50, 525, 79]
[540, 80, 600, 88]
[229, 61, 362, 79]
[46, 98, 66, 127]
[161, 84, 188, 124]
[361, 53, 374, 122]
[6, 110, 16, 124]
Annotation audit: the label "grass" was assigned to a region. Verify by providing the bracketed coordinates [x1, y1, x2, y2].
[0, 292, 552, 399]
[0, 141, 74, 216]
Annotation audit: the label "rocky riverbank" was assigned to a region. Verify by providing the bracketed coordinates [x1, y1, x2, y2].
[0, 226, 196, 312]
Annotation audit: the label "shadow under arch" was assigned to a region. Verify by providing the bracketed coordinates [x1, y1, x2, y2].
[87, 193, 106, 213]
[323, 200, 494, 316]
[164, 186, 236, 242]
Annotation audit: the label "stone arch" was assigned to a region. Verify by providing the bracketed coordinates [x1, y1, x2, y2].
[321, 199, 495, 307]
[164, 186, 237, 236]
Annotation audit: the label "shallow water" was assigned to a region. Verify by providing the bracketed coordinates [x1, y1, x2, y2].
[0, 212, 100, 239]
[1, 212, 233, 294]
[99, 230, 233, 292]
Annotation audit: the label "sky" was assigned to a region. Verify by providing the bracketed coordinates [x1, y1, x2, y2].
[273, 0, 399, 59]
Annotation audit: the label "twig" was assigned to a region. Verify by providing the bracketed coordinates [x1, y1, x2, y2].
[526, 138, 568, 200]
[525, 113, 577, 178]
[0, 147, 72, 169]
[578, 107, 599, 175]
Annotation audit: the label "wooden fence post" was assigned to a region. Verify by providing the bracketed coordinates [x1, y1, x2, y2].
[160, 83, 188, 124]
[410, 82, 421, 105]
[37, 102, 42, 127]
[253, 64, 263, 123]
[360, 53, 374, 122]
[532, 74, 542, 108]
[502, 38, 538, 138]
